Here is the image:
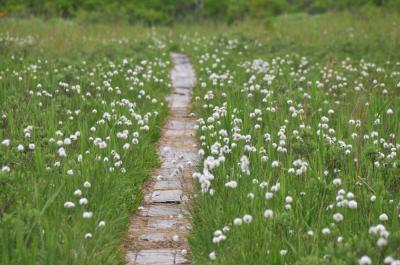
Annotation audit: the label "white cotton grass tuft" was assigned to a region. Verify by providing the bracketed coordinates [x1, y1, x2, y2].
[271, 160, 280, 168]
[1, 139, 10, 146]
[74, 189, 82, 197]
[263, 209, 273, 219]
[243, 214, 253, 224]
[233, 218, 243, 226]
[247, 192, 255, 199]
[82, 211, 93, 219]
[209, 251, 216, 261]
[83, 181, 91, 188]
[358, 256, 372, 265]
[333, 213, 344, 222]
[240, 155, 250, 175]
[17, 144, 24, 151]
[265, 192, 273, 200]
[64, 201, 75, 208]
[379, 213, 389, 221]
[384, 256, 395, 264]
[332, 178, 342, 186]
[377, 237, 387, 247]
[348, 200, 358, 209]
[2, 166, 11, 172]
[322, 228, 331, 235]
[225, 180, 238, 188]
[280, 249, 288, 256]
[79, 198, 88, 205]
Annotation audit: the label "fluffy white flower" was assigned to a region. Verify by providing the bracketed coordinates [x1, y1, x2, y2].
[265, 192, 273, 200]
[263, 209, 273, 218]
[377, 237, 387, 247]
[333, 213, 344, 222]
[79, 198, 88, 205]
[379, 213, 388, 221]
[82, 211, 93, 219]
[384, 256, 394, 264]
[2, 166, 11, 172]
[83, 181, 91, 188]
[247, 192, 254, 199]
[271, 160, 280, 168]
[322, 228, 331, 235]
[243, 214, 253, 224]
[74, 189, 82, 196]
[358, 256, 372, 265]
[332, 178, 342, 186]
[209, 251, 216, 260]
[348, 200, 358, 209]
[285, 196, 293, 203]
[225, 180, 238, 188]
[1, 139, 10, 146]
[233, 218, 242, 226]
[240, 155, 250, 175]
[58, 147, 67, 157]
[64, 202, 75, 208]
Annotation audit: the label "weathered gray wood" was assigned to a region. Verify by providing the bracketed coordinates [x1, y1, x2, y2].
[125, 53, 196, 265]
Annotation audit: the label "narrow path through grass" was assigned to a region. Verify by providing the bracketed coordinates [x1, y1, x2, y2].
[125, 53, 197, 265]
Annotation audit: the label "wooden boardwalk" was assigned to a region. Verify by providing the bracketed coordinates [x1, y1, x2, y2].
[125, 53, 197, 265]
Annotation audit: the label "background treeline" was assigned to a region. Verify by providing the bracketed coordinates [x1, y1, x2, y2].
[0, 0, 399, 24]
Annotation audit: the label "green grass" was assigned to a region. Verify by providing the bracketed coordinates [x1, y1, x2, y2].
[1, 9, 400, 265]
[180, 10, 400, 265]
[0, 19, 171, 265]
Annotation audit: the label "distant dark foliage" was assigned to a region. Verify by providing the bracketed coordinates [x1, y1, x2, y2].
[0, 0, 399, 24]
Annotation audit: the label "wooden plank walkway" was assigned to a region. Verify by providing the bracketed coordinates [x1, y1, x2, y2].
[125, 53, 197, 265]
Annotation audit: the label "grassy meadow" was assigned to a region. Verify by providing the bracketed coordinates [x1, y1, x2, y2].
[0, 9, 400, 265]
[0, 19, 171, 264]
[183, 11, 400, 265]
